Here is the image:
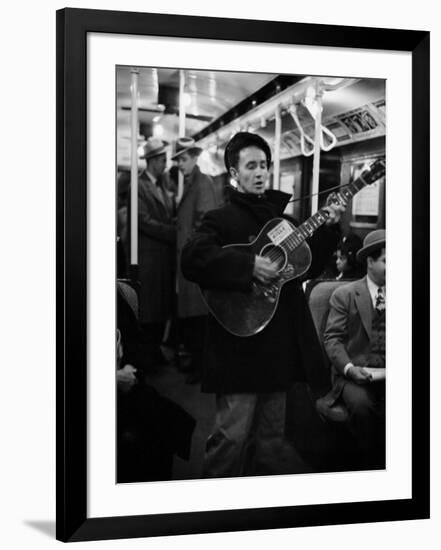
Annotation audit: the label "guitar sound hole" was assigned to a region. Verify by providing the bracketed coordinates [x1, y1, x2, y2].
[260, 244, 287, 272]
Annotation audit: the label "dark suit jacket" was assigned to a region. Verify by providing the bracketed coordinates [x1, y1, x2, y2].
[323, 277, 384, 402]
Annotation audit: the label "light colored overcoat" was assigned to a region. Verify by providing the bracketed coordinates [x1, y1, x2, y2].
[177, 165, 219, 318]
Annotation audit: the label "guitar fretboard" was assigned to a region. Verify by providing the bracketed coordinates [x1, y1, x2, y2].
[283, 170, 374, 252]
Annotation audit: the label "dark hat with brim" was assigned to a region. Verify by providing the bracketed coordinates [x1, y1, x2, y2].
[171, 137, 202, 160]
[356, 229, 386, 262]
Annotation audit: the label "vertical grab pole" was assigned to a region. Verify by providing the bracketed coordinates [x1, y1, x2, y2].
[173, 70, 187, 355]
[311, 88, 323, 214]
[129, 68, 139, 281]
[176, 69, 186, 204]
[274, 104, 281, 190]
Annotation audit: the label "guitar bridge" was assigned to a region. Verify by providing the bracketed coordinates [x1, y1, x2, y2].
[280, 263, 295, 280]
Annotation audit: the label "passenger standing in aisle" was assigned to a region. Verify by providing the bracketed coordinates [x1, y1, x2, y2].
[137, 137, 176, 371]
[174, 137, 220, 384]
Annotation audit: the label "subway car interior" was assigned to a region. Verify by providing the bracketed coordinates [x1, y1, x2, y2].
[116, 67, 386, 483]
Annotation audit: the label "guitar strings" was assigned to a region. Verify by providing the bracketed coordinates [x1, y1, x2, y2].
[287, 181, 352, 203]
[263, 184, 354, 263]
[287, 159, 383, 203]
[258, 160, 384, 273]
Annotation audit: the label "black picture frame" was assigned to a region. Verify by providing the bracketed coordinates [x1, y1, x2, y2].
[56, 8, 430, 542]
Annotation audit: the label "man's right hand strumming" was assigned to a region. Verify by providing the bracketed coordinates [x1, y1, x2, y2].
[253, 255, 279, 285]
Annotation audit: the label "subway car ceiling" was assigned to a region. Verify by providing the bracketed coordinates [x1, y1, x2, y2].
[116, 67, 385, 174]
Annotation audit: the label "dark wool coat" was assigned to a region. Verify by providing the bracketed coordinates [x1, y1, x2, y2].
[137, 171, 176, 324]
[177, 165, 220, 318]
[181, 189, 340, 394]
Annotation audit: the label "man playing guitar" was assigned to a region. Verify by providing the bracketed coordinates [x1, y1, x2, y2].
[181, 132, 345, 478]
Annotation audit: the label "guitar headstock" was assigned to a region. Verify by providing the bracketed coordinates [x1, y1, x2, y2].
[360, 157, 386, 185]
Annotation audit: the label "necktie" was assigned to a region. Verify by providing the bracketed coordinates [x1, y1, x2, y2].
[375, 286, 385, 313]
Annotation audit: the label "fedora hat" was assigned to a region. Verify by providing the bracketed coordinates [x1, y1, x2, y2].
[171, 137, 202, 160]
[143, 137, 168, 159]
[356, 229, 386, 262]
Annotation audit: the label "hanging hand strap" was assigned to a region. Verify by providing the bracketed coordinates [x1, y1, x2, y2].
[320, 124, 337, 151]
[289, 103, 337, 155]
[288, 105, 315, 157]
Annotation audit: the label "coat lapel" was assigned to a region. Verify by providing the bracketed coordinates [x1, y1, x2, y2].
[179, 167, 198, 209]
[354, 277, 372, 340]
[140, 172, 169, 211]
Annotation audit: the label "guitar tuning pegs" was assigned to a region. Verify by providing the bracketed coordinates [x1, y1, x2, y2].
[365, 157, 386, 183]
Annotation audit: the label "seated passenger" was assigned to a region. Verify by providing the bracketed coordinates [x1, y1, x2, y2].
[323, 229, 386, 469]
[334, 233, 364, 280]
[303, 233, 362, 299]
[116, 282, 195, 483]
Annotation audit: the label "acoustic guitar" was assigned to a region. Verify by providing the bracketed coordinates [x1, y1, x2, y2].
[201, 158, 385, 337]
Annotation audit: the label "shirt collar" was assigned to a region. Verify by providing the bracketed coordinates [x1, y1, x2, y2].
[366, 275, 385, 306]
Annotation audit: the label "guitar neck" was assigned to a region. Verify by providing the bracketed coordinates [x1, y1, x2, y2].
[283, 170, 374, 252]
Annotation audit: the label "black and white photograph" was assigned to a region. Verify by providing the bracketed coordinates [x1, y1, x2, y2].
[49, 5, 431, 544]
[115, 66, 387, 484]
[2, 0, 440, 542]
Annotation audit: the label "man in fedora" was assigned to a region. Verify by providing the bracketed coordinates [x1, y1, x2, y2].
[137, 137, 176, 371]
[173, 137, 220, 384]
[323, 229, 386, 469]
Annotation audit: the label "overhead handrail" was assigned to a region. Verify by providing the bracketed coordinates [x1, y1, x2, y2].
[288, 100, 337, 155]
[197, 76, 322, 150]
[197, 76, 351, 155]
[320, 123, 338, 151]
[302, 88, 337, 152]
[288, 104, 315, 157]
